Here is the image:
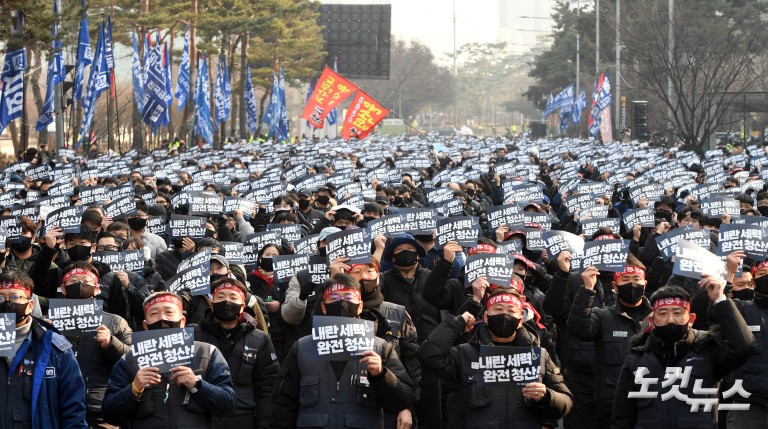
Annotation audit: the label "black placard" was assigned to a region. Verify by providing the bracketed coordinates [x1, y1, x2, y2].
[673, 239, 727, 280]
[477, 346, 544, 387]
[131, 327, 195, 372]
[486, 204, 524, 231]
[189, 191, 223, 215]
[91, 250, 145, 275]
[311, 316, 375, 361]
[0, 216, 22, 242]
[47, 299, 104, 337]
[267, 224, 303, 243]
[622, 207, 655, 230]
[147, 216, 167, 236]
[399, 208, 438, 235]
[78, 186, 109, 205]
[169, 214, 206, 242]
[220, 241, 244, 265]
[701, 196, 740, 218]
[542, 230, 585, 260]
[716, 223, 768, 261]
[464, 254, 514, 288]
[436, 216, 480, 249]
[581, 217, 621, 237]
[326, 228, 372, 265]
[581, 239, 630, 272]
[246, 230, 282, 253]
[45, 205, 84, 234]
[273, 254, 312, 284]
[103, 196, 137, 220]
[294, 234, 319, 255]
[0, 313, 16, 357]
[656, 228, 711, 261]
[308, 255, 330, 285]
[167, 265, 211, 296]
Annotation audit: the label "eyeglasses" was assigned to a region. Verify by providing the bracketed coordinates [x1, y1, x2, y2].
[0, 294, 29, 304]
[97, 245, 120, 252]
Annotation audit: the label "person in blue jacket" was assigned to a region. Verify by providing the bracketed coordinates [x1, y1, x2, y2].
[0, 269, 88, 429]
[101, 291, 237, 429]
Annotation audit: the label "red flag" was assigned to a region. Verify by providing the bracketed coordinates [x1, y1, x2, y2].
[301, 66, 357, 129]
[110, 69, 116, 98]
[341, 90, 390, 140]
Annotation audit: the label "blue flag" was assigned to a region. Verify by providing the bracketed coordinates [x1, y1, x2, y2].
[104, 16, 114, 71]
[244, 62, 258, 133]
[142, 34, 150, 99]
[277, 65, 289, 142]
[194, 56, 214, 147]
[175, 25, 190, 111]
[73, 15, 92, 102]
[327, 58, 338, 126]
[77, 22, 108, 148]
[588, 72, 612, 136]
[0, 48, 27, 134]
[163, 43, 172, 126]
[264, 69, 279, 127]
[36, 1, 63, 132]
[542, 93, 554, 117]
[559, 105, 571, 133]
[572, 90, 587, 125]
[215, 56, 231, 125]
[131, 31, 144, 110]
[141, 38, 168, 132]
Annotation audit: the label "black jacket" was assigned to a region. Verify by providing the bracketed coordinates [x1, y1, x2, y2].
[194, 313, 279, 428]
[155, 248, 184, 281]
[418, 315, 573, 429]
[380, 266, 441, 343]
[611, 299, 756, 429]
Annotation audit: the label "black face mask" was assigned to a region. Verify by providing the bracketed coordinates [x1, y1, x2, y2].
[146, 319, 183, 330]
[654, 323, 689, 344]
[317, 195, 330, 205]
[259, 257, 274, 272]
[466, 189, 476, 197]
[127, 217, 147, 231]
[65, 281, 97, 299]
[317, 247, 327, 257]
[486, 313, 521, 338]
[205, 229, 216, 238]
[758, 206, 768, 217]
[413, 234, 433, 243]
[0, 301, 30, 324]
[363, 216, 377, 223]
[298, 199, 311, 210]
[335, 225, 348, 231]
[755, 275, 768, 296]
[393, 196, 403, 206]
[732, 288, 755, 301]
[10, 236, 33, 253]
[212, 300, 242, 322]
[393, 250, 419, 267]
[210, 274, 226, 284]
[66, 245, 92, 262]
[324, 300, 359, 318]
[617, 282, 645, 304]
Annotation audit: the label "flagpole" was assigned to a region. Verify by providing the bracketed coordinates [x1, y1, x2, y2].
[53, 0, 64, 152]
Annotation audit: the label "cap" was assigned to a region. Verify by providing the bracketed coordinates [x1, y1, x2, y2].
[211, 254, 230, 270]
[382, 234, 427, 261]
[334, 204, 361, 214]
[318, 227, 342, 242]
[375, 195, 389, 204]
[298, 189, 312, 197]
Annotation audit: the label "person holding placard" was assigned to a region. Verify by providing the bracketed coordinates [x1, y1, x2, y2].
[271, 274, 416, 429]
[417, 288, 573, 429]
[565, 256, 652, 429]
[0, 270, 88, 429]
[611, 284, 756, 429]
[102, 291, 236, 429]
[126, 200, 167, 259]
[60, 262, 132, 429]
[195, 278, 278, 429]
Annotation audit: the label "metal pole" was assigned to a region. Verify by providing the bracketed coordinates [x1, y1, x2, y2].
[53, 0, 64, 151]
[595, 0, 600, 76]
[667, 0, 674, 140]
[615, 0, 620, 138]
[576, 0, 580, 97]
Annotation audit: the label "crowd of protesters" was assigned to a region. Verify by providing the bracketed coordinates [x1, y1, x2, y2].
[1, 135, 767, 429]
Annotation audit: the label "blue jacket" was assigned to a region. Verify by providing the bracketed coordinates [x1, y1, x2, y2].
[8, 318, 88, 429]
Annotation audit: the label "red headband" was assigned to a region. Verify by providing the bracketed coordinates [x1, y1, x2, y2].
[614, 266, 646, 282]
[487, 293, 523, 311]
[349, 263, 378, 273]
[594, 234, 615, 241]
[63, 268, 99, 285]
[652, 297, 690, 312]
[213, 281, 246, 301]
[323, 283, 362, 302]
[751, 261, 768, 277]
[468, 243, 497, 256]
[509, 277, 524, 294]
[512, 253, 536, 270]
[143, 294, 184, 314]
[0, 281, 31, 294]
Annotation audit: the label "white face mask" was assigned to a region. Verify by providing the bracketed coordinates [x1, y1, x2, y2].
[143, 248, 151, 262]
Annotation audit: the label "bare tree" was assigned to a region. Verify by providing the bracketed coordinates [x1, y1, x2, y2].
[616, 0, 768, 151]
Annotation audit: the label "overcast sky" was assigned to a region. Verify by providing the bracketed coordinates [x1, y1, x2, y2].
[319, 0, 558, 63]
